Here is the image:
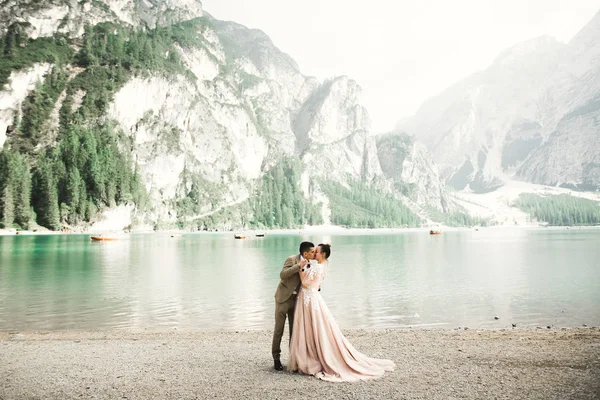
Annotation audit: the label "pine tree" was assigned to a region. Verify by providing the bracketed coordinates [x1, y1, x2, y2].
[13, 155, 32, 229]
[32, 159, 61, 231]
[4, 27, 16, 56]
[66, 167, 81, 220]
[1, 185, 15, 228]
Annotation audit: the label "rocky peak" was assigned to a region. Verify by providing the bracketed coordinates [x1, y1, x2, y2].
[376, 131, 448, 212]
[294, 76, 380, 182]
[208, 16, 300, 77]
[0, 0, 203, 38]
[569, 9, 600, 61]
[492, 35, 564, 68]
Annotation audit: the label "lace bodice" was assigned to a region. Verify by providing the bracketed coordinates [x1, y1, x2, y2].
[301, 262, 326, 288]
[300, 262, 326, 309]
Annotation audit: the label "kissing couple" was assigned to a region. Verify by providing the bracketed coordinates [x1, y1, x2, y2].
[271, 241, 395, 382]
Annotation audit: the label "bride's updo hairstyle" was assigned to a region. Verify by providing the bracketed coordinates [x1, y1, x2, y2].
[318, 243, 331, 259]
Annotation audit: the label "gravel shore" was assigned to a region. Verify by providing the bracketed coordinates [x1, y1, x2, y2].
[1, 328, 599, 399]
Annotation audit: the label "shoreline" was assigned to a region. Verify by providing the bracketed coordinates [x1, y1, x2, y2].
[1, 325, 598, 335]
[2, 224, 600, 237]
[1, 327, 599, 399]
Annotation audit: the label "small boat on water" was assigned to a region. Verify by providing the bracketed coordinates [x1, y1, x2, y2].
[255, 232, 265, 237]
[429, 230, 442, 235]
[234, 234, 246, 239]
[90, 235, 118, 241]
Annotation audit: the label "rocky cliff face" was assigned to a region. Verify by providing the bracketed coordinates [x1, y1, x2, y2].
[104, 16, 401, 226]
[0, 63, 51, 148]
[376, 132, 448, 212]
[398, 10, 600, 192]
[295, 77, 382, 182]
[105, 10, 453, 225]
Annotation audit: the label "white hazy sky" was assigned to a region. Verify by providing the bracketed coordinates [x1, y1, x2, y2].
[201, 1, 599, 132]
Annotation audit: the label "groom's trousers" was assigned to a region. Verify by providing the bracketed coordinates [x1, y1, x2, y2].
[272, 294, 297, 361]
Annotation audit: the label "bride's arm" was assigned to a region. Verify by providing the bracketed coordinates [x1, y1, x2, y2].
[299, 263, 319, 285]
[319, 264, 326, 290]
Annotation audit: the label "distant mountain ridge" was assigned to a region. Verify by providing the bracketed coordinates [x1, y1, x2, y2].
[398, 10, 600, 192]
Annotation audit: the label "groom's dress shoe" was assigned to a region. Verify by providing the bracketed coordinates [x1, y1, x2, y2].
[274, 360, 283, 371]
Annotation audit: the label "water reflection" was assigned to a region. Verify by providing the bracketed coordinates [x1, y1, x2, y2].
[1, 229, 599, 331]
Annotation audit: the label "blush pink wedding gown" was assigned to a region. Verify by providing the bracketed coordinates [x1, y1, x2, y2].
[288, 262, 395, 382]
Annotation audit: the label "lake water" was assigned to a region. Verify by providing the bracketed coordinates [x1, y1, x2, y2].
[1, 228, 599, 331]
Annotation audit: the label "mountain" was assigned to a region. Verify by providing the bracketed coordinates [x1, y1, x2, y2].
[0, 0, 454, 232]
[398, 10, 600, 192]
[516, 10, 600, 190]
[376, 131, 448, 213]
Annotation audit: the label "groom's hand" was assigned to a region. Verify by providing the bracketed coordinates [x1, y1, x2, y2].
[300, 259, 308, 271]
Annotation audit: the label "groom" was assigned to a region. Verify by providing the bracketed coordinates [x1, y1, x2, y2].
[271, 241, 315, 371]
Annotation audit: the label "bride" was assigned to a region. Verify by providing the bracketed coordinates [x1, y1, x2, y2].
[288, 243, 395, 382]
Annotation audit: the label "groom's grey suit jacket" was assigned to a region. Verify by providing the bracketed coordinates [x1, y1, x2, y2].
[274, 254, 302, 303]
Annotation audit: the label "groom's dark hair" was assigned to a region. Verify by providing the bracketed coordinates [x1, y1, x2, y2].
[299, 241, 315, 255]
